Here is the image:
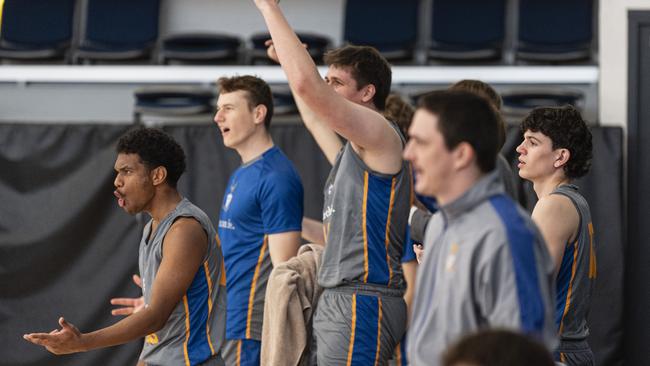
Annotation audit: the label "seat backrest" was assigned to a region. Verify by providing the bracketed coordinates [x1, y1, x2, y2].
[343, 0, 419, 49]
[1, 0, 75, 45]
[431, 0, 505, 46]
[518, 0, 593, 46]
[83, 0, 159, 46]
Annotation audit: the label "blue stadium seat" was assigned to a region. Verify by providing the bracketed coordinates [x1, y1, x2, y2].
[429, 0, 506, 62]
[159, 33, 242, 65]
[74, 0, 160, 63]
[343, 0, 420, 62]
[501, 89, 584, 123]
[0, 0, 76, 61]
[516, 0, 594, 62]
[249, 32, 330, 65]
[133, 86, 216, 125]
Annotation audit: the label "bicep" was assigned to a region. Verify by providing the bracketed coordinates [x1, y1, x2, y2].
[531, 199, 577, 274]
[294, 93, 342, 165]
[267, 231, 301, 266]
[147, 219, 208, 319]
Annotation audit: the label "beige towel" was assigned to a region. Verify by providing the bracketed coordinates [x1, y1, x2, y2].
[261, 244, 324, 366]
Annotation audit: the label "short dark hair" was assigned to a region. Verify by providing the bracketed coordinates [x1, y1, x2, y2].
[324, 45, 392, 110]
[218, 75, 274, 129]
[384, 93, 414, 140]
[450, 79, 506, 150]
[417, 90, 500, 173]
[442, 329, 555, 366]
[521, 105, 592, 179]
[116, 127, 186, 188]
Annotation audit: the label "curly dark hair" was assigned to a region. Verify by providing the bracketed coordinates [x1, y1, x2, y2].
[521, 105, 592, 179]
[324, 45, 392, 110]
[116, 127, 186, 188]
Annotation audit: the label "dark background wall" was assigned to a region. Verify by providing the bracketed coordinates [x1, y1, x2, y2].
[0, 123, 623, 366]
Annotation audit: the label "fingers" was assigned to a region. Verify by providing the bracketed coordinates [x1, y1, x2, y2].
[111, 298, 139, 306]
[23, 332, 52, 345]
[264, 39, 274, 47]
[58, 317, 70, 330]
[132, 274, 142, 288]
[111, 308, 133, 316]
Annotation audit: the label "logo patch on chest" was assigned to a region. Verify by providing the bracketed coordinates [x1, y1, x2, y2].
[445, 243, 459, 272]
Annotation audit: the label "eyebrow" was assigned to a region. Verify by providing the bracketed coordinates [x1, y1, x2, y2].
[527, 135, 540, 142]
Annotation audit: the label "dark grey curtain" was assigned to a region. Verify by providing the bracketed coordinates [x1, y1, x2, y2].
[0, 123, 623, 366]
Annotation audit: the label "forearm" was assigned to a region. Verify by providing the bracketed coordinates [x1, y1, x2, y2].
[302, 217, 325, 245]
[257, 3, 325, 103]
[81, 308, 166, 351]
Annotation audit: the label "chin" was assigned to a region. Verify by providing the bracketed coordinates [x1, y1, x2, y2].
[415, 181, 435, 197]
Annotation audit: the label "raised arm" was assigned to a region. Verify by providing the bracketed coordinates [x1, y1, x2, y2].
[254, 1, 402, 174]
[266, 39, 342, 165]
[24, 218, 207, 354]
[531, 194, 580, 275]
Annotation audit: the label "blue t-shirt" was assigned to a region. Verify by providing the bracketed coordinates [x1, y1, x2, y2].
[218, 146, 303, 340]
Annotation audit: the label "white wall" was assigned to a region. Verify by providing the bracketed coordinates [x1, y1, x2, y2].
[160, 0, 345, 44]
[599, 0, 650, 127]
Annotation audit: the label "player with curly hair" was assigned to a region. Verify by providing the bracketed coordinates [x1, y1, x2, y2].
[516, 105, 596, 366]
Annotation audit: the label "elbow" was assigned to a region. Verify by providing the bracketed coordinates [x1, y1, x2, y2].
[292, 76, 311, 98]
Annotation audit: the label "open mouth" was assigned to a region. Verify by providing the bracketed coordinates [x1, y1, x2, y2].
[114, 190, 125, 208]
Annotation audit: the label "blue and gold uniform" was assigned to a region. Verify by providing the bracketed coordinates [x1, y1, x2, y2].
[218, 146, 303, 366]
[552, 184, 597, 366]
[316, 136, 411, 365]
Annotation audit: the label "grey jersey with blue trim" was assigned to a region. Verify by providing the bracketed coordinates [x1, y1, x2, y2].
[319, 140, 411, 291]
[407, 172, 557, 366]
[139, 198, 226, 366]
[552, 184, 596, 342]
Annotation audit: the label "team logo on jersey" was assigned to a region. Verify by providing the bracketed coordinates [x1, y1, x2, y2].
[323, 205, 336, 221]
[223, 183, 237, 211]
[445, 243, 459, 272]
[327, 184, 334, 196]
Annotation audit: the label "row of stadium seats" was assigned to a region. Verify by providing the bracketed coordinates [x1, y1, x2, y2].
[0, 0, 595, 65]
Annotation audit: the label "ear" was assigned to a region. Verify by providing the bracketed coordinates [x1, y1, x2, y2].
[452, 142, 476, 171]
[150, 166, 168, 187]
[553, 148, 571, 168]
[361, 84, 376, 104]
[253, 104, 268, 126]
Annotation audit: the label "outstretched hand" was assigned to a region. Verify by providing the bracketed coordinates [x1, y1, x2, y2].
[110, 274, 145, 316]
[23, 317, 85, 355]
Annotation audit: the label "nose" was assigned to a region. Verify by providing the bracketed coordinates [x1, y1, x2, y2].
[403, 140, 413, 161]
[213, 110, 222, 124]
[515, 141, 526, 154]
[114, 174, 122, 188]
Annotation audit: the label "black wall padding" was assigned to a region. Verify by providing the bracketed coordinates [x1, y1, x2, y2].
[0, 123, 623, 366]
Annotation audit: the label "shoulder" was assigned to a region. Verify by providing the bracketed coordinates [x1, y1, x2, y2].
[532, 194, 577, 222]
[165, 217, 208, 245]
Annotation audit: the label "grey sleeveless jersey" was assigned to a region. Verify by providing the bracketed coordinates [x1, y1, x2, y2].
[139, 198, 227, 366]
[552, 185, 597, 342]
[319, 140, 411, 290]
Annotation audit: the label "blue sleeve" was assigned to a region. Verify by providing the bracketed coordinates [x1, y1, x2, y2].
[258, 170, 303, 234]
[401, 224, 417, 263]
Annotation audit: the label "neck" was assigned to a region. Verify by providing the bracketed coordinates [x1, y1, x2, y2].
[146, 187, 182, 223]
[235, 131, 274, 164]
[532, 173, 571, 199]
[436, 168, 484, 207]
